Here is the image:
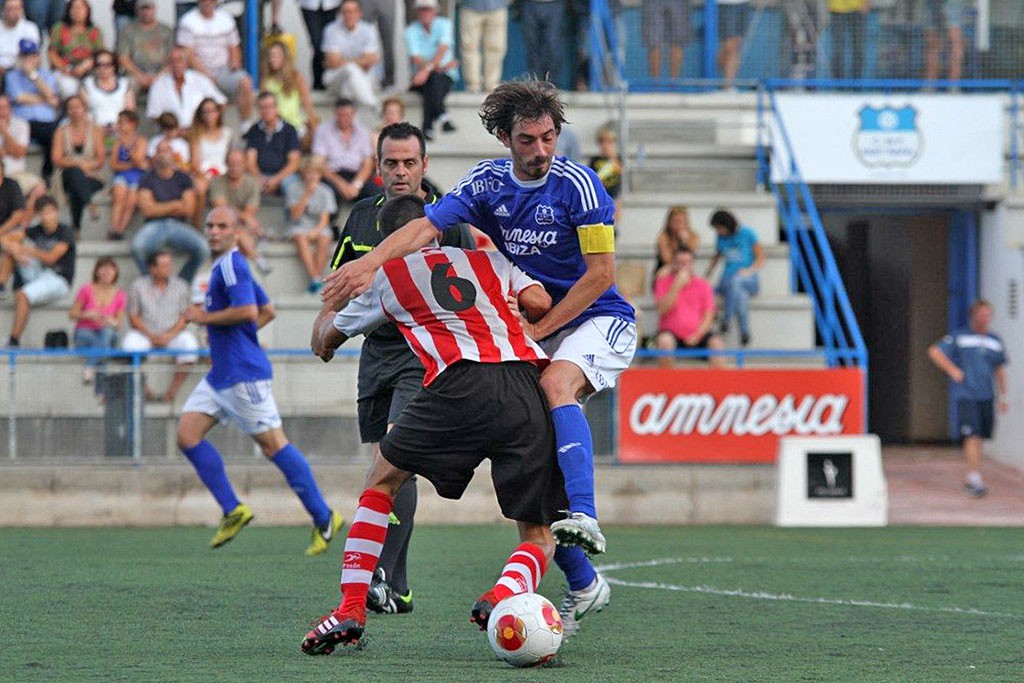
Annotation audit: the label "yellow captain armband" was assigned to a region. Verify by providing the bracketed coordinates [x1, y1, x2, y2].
[577, 223, 616, 253]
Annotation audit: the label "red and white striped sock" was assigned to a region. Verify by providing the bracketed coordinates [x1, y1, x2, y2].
[337, 488, 392, 615]
[492, 542, 548, 601]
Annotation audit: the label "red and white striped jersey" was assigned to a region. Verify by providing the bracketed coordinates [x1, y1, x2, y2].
[333, 247, 548, 385]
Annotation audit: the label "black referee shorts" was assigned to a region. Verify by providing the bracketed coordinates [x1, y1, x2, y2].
[379, 360, 566, 525]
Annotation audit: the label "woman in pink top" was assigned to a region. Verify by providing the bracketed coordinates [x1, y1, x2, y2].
[652, 246, 725, 368]
[69, 256, 126, 388]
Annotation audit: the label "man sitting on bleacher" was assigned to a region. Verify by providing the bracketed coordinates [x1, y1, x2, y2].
[0, 194, 73, 348]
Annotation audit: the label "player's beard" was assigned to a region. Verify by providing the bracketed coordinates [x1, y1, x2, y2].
[522, 155, 551, 180]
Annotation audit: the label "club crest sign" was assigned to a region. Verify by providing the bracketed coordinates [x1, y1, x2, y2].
[854, 105, 921, 168]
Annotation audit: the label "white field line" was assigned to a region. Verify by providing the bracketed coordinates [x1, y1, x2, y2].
[594, 557, 1022, 619]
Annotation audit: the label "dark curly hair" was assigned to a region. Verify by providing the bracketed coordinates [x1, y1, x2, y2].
[478, 77, 567, 141]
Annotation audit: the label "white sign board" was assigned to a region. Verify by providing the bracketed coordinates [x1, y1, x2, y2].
[771, 94, 1004, 184]
[775, 435, 888, 527]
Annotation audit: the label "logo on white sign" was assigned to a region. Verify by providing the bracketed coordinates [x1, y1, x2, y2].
[854, 104, 921, 168]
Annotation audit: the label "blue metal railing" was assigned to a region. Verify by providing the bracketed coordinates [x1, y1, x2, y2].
[755, 85, 869, 374]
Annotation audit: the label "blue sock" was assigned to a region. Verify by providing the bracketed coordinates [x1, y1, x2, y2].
[271, 443, 331, 528]
[555, 546, 597, 592]
[182, 440, 239, 516]
[551, 404, 597, 518]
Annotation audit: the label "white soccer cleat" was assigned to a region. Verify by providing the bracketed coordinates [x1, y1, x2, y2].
[558, 573, 611, 637]
[550, 511, 607, 555]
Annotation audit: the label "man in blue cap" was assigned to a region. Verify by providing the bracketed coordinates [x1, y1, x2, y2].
[3, 37, 57, 179]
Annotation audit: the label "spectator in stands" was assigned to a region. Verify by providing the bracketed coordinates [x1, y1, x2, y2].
[520, 0, 563, 85]
[261, 41, 319, 144]
[147, 112, 191, 172]
[459, 0, 508, 94]
[0, 153, 26, 237]
[122, 248, 200, 403]
[644, 0, 687, 80]
[51, 93, 105, 233]
[188, 98, 232, 226]
[829, 0, 867, 80]
[706, 209, 763, 347]
[0, 94, 43, 208]
[132, 139, 208, 283]
[109, 109, 148, 241]
[116, 0, 174, 95]
[47, 0, 104, 99]
[177, 0, 255, 124]
[80, 49, 135, 141]
[718, 0, 750, 88]
[70, 255, 126, 389]
[286, 156, 336, 294]
[0, 194, 74, 348]
[209, 146, 269, 272]
[298, 0, 341, 91]
[5, 38, 58, 180]
[312, 96, 375, 218]
[23, 0, 60, 35]
[656, 205, 699, 271]
[589, 125, 622, 201]
[243, 91, 301, 197]
[924, 0, 965, 82]
[146, 47, 226, 129]
[321, 0, 383, 111]
[927, 299, 1008, 497]
[653, 246, 725, 368]
[405, 0, 459, 141]
[0, 0, 41, 89]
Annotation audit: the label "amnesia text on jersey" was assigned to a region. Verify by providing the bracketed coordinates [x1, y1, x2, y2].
[203, 249, 273, 389]
[423, 156, 635, 329]
[333, 246, 547, 386]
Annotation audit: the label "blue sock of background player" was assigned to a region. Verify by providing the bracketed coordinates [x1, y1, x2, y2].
[551, 404, 597, 518]
[270, 443, 332, 528]
[182, 440, 240, 515]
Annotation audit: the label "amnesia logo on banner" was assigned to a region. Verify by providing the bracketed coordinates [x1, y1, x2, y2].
[854, 105, 921, 169]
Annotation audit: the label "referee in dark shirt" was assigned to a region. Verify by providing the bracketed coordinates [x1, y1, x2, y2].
[315, 121, 473, 613]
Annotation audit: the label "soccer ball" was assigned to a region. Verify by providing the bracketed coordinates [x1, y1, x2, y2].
[486, 592, 563, 667]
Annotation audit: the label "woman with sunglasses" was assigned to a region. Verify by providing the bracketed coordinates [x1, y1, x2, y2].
[80, 49, 135, 143]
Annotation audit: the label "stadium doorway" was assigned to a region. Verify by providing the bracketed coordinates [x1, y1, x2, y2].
[821, 209, 978, 443]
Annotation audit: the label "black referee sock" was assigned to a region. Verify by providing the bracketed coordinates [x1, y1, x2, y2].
[378, 476, 417, 596]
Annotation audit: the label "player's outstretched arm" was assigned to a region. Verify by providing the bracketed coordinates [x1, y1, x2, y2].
[526, 252, 615, 341]
[320, 216, 441, 309]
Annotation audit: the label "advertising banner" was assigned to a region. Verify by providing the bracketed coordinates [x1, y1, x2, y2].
[618, 368, 866, 464]
[771, 94, 1004, 184]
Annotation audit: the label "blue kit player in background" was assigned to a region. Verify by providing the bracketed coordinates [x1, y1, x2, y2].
[177, 206, 344, 554]
[321, 77, 636, 636]
[928, 299, 1009, 497]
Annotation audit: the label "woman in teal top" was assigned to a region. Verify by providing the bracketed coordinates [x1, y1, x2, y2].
[706, 209, 764, 346]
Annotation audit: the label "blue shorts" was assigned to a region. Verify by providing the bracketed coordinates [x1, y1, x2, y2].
[957, 399, 994, 440]
[719, 3, 752, 41]
[924, 0, 967, 31]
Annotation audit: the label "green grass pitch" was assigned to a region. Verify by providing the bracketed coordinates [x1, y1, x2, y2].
[1, 525, 1022, 682]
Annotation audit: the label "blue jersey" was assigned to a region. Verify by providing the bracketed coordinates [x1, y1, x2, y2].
[936, 328, 1007, 401]
[203, 250, 273, 390]
[424, 156, 634, 330]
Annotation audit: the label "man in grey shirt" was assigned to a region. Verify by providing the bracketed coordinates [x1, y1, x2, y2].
[321, 0, 383, 110]
[121, 249, 200, 403]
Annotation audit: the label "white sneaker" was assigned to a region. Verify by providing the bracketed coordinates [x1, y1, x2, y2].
[558, 574, 610, 637]
[550, 511, 607, 555]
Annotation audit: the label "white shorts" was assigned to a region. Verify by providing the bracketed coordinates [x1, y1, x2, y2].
[539, 316, 637, 395]
[181, 378, 283, 436]
[18, 265, 69, 305]
[121, 329, 200, 364]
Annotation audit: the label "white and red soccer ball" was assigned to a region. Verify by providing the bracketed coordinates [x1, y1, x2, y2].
[486, 592, 564, 667]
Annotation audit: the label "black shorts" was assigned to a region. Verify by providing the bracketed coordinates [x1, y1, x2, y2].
[379, 361, 566, 525]
[357, 367, 423, 443]
[957, 399, 994, 440]
[663, 331, 713, 349]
